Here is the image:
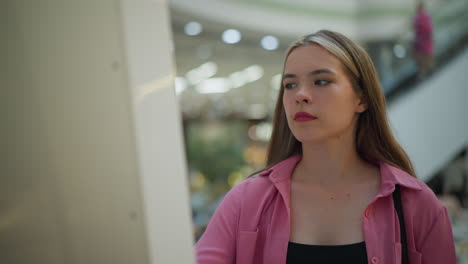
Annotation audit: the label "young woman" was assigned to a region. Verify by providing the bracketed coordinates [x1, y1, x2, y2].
[195, 30, 456, 264]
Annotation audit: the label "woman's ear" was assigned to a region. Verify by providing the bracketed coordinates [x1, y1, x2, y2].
[356, 96, 368, 113]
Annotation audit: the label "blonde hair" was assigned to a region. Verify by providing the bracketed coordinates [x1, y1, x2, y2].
[264, 30, 416, 177]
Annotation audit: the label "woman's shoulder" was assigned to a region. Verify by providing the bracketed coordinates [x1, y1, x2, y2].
[229, 170, 276, 196]
[404, 176, 443, 209]
[381, 162, 445, 218]
[218, 170, 278, 211]
[401, 176, 447, 230]
[400, 176, 455, 253]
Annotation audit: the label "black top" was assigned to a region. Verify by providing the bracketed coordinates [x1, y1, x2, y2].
[286, 241, 368, 264]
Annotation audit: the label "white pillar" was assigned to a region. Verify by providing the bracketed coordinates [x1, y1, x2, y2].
[120, 1, 195, 263]
[0, 1, 194, 263]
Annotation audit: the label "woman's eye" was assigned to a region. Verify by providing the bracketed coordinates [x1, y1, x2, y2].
[283, 83, 297, 89]
[315, 80, 330, 86]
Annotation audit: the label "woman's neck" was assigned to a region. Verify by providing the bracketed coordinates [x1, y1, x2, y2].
[295, 136, 370, 187]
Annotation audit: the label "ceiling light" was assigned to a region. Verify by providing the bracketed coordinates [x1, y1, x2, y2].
[199, 62, 218, 78]
[184, 22, 203, 36]
[229, 71, 247, 88]
[185, 61, 218, 85]
[244, 65, 264, 82]
[196, 78, 232, 94]
[393, 44, 406, 58]
[261, 35, 279, 50]
[222, 29, 241, 44]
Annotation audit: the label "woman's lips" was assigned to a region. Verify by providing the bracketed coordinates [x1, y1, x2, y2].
[294, 112, 317, 122]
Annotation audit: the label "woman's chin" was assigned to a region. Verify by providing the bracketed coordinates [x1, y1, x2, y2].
[294, 135, 324, 144]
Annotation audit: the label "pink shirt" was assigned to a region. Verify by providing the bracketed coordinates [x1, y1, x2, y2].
[195, 154, 456, 264]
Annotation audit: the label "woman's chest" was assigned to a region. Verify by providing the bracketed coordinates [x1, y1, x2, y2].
[236, 182, 408, 264]
[289, 183, 376, 245]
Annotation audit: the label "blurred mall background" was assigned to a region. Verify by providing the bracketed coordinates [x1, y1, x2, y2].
[1, 0, 468, 263]
[169, 0, 468, 262]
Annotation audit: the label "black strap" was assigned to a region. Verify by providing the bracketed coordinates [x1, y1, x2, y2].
[393, 185, 409, 264]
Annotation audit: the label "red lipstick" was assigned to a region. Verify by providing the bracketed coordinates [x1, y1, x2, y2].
[294, 112, 317, 122]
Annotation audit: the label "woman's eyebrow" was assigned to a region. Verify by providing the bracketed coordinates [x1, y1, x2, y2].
[282, 73, 296, 80]
[283, 68, 335, 81]
[308, 68, 335, 76]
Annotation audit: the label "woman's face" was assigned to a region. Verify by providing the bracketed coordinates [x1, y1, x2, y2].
[282, 44, 366, 144]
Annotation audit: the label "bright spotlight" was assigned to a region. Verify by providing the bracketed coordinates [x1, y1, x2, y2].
[222, 29, 242, 44]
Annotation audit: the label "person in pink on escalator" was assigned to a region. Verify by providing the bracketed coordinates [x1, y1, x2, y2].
[413, 1, 434, 80]
[195, 30, 456, 264]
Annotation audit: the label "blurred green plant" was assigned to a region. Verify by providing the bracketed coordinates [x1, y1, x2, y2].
[185, 121, 247, 191]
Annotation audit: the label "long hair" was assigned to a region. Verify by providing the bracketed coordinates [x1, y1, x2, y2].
[263, 30, 416, 177]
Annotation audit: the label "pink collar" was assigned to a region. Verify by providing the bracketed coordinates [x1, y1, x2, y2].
[259, 154, 423, 210]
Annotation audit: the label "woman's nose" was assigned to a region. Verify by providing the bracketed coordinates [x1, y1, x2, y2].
[295, 87, 312, 104]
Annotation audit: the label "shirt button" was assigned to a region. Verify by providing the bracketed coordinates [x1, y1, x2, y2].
[365, 209, 371, 217]
[371, 256, 379, 264]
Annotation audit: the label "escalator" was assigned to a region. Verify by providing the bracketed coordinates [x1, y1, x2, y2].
[374, 0, 468, 181]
